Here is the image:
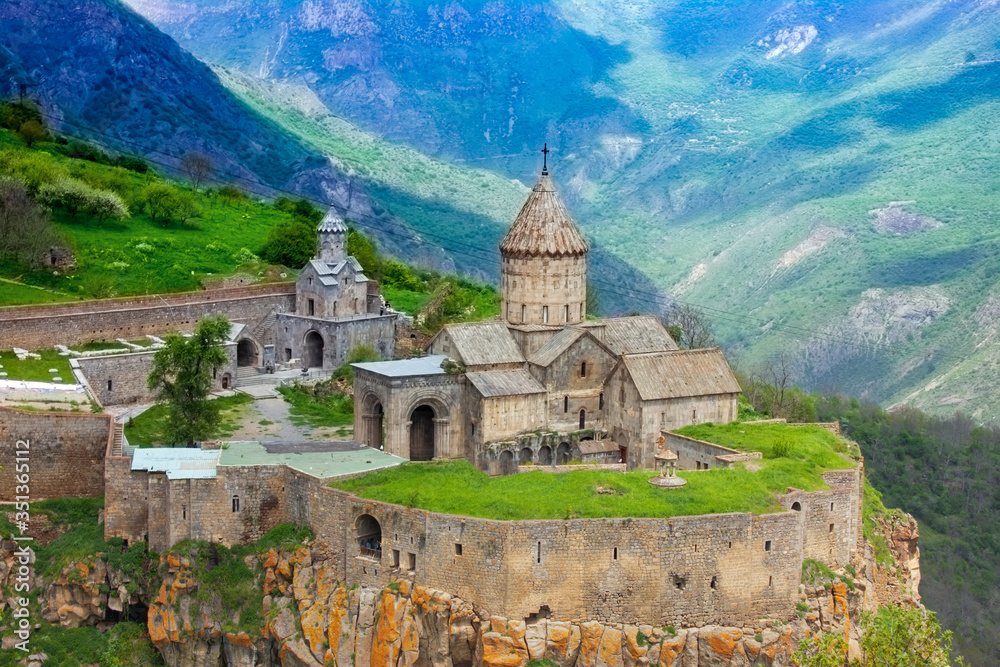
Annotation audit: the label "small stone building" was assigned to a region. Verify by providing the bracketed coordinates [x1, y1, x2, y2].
[274, 208, 397, 369]
[353, 165, 741, 472]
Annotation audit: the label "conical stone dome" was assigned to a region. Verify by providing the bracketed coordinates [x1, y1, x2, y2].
[500, 171, 588, 326]
[499, 174, 589, 258]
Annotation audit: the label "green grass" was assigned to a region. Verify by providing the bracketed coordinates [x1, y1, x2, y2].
[0, 347, 74, 382]
[0, 128, 298, 298]
[330, 459, 840, 520]
[69, 340, 129, 352]
[0, 278, 79, 306]
[276, 381, 354, 428]
[674, 422, 858, 470]
[124, 393, 253, 446]
[382, 285, 432, 315]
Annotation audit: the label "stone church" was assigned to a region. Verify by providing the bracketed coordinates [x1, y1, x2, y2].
[352, 166, 741, 473]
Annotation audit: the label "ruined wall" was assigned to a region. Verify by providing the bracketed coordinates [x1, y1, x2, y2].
[0, 407, 110, 501]
[0, 285, 295, 349]
[78, 344, 237, 407]
[664, 432, 746, 470]
[276, 313, 396, 369]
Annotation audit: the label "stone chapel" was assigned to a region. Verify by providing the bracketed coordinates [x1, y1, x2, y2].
[352, 165, 741, 473]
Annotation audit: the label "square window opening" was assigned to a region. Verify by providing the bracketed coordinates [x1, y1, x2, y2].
[455, 543, 463, 556]
[764, 540, 772, 552]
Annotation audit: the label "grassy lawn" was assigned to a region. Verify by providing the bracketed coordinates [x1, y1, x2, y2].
[276, 381, 354, 428]
[124, 393, 253, 446]
[0, 348, 74, 382]
[330, 458, 842, 521]
[674, 421, 858, 470]
[382, 285, 432, 315]
[0, 278, 79, 306]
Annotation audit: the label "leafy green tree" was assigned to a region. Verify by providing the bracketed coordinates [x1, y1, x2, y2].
[0, 178, 60, 267]
[18, 119, 47, 147]
[259, 218, 315, 268]
[147, 315, 231, 446]
[273, 196, 322, 223]
[36, 178, 100, 217]
[347, 227, 382, 277]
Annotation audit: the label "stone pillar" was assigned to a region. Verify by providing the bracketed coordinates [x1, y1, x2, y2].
[433, 417, 451, 459]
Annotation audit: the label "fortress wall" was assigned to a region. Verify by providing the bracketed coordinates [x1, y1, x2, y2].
[0, 285, 295, 350]
[79, 344, 237, 407]
[103, 453, 149, 544]
[0, 407, 110, 501]
[308, 482, 818, 627]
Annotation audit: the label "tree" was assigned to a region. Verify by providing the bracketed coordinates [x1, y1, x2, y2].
[259, 218, 315, 268]
[147, 315, 231, 446]
[661, 303, 715, 349]
[18, 119, 47, 147]
[180, 151, 213, 188]
[139, 182, 179, 226]
[0, 178, 59, 267]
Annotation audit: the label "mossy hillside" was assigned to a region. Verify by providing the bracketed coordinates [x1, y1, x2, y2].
[0, 127, 298, 302]
[330, 455, 843, 521]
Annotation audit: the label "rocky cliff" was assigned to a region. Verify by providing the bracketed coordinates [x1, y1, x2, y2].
[0, 508, 924, 667]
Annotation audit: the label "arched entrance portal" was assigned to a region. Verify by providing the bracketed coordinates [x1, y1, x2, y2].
[409, 405, 436, 461]
[304, 331, 324, 368]
[356, 514, 382, 560]
[237, 339, 257, 367]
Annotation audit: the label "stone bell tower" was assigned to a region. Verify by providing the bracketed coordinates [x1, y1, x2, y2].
[317, 207, 347, 264]
[499, 152, 589, 326]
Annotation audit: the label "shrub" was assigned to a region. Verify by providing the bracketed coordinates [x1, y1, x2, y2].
[37, 177, 128, 222]
[273, 196, 322, 222]
[259, 218, 315, 268]
[113, 155, 151, 174]
[0, 178, 60, 267]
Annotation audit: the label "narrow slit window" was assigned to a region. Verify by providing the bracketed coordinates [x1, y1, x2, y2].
[542, 306, 549, 323]
[564, 304, 569, 322]
[563, 396, 569, 413]
[308, 298, 315, 316]
[768, 575, 773, 587]
[521, 304, 527, 323]
[392, 549, 400, 567]
[710, 576, 718, 590]
[107, 379, 113, 391]
[612, 547, 618, 560]
[829, 524, 835, 533]
[182, 506, 186, 520]
[232, 495, 240, 513]
[536, 541, 542, 564]
[581, 361, 587, 377]
[599, 393, 604, 410]
[764, 540, 772, 552]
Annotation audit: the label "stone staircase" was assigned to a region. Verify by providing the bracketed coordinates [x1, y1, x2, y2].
[111, 422, 124, 457]
[251, 310, 278, 343]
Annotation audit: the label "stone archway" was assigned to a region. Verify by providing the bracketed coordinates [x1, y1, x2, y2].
[356, 514, 382, 560]
[304, 331, 324, 368]
[409, 405, 436, 461]
[519, 447, 533, 465]
[237, 339, 258, 367]
[538, 445, 552, 466]
[557, 442, 571, 464]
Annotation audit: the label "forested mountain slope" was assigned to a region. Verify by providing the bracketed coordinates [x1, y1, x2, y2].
[128, 0, 1000, 421]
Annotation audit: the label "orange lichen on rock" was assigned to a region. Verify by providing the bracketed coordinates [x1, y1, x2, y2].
[327, 583, 349, 659]
[596, 626, 623, 667]
[701, 627, 742, 662]
[147, 603, 179, 645]
[481, 632, 529, 667]
[658, 634, 685, 667]
[226, 631, 254, 648]
[370, 590, 403, 667]
[578, 621, 604, 667]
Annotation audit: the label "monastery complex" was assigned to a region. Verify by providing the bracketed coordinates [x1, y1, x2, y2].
[0, 165, 867, 632]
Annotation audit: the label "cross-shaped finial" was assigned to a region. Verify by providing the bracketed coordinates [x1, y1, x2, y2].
[541, 143, 550, 175]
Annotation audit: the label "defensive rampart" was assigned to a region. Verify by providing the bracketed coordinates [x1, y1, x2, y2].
[105, 456, 863, 628]
[0, 284, 295, 349]
[0, 406, 111, 501]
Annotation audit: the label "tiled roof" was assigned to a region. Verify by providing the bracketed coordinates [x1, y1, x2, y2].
[439, 322, 524, 367]
[622, 348, 741, 401]
[584, 316, 679, 355]
[466, 368, 546, 397]
[317, 207, 347, 233]
[499, 173, 589, 257]
[528, 327, 586, 367]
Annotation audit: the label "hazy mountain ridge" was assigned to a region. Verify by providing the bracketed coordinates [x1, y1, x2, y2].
[124, 0, 1000, 420]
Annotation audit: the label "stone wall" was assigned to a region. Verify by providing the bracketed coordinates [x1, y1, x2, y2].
[78, 344, 238, 407]
[0, 284, 295, 349]
[501, 255, 587, 326]
[0, 407, 111, 501]
[276, 313, 397, 369]
[663, 432, 751, 470]
[529, 334, 613, 433]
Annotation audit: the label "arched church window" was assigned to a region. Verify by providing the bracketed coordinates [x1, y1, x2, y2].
[521, 305, 526, 323]
[581, 361, 587, 378]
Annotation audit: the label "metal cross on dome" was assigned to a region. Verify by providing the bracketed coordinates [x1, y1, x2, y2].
[541, 143, 550, 175]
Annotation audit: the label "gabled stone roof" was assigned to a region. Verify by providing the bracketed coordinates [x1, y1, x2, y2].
[318, 207, 347, 233]
[434, 322, 524, 367]
[306, 258, 367, 286]
[466, 369, 545, 397]
[499, 173, 589, 258]
[621, 348, 741, 401]
[582, 316, 679, 355]
[528, 327, 586, 367]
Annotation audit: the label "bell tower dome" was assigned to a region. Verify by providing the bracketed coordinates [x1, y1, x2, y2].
[500, 161, 589, 326]
[317, 207, 347, 264]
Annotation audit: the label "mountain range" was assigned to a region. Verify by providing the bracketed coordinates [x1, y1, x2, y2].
[121, 0, 1000, 423]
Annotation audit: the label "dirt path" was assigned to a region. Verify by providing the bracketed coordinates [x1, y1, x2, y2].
[227, 396, 354, 442]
